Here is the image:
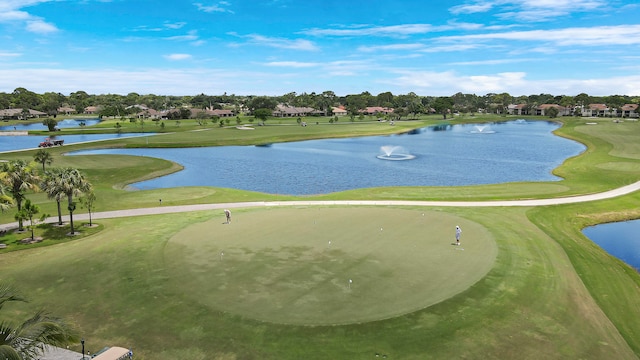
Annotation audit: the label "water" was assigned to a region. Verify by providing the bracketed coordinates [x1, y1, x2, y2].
[0, 133, 156, 153]
[583, 220, 640, 271]
[69, 120, 586, 195]
[0, 118, 101, 131]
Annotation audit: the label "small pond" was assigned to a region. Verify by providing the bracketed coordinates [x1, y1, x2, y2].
[70, 120, 586, 195]
[583, 220, 640, 271]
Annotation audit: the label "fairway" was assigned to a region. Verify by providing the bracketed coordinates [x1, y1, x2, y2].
[165, 207, 497, 325]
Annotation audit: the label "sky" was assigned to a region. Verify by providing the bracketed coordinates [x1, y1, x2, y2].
[1, 0, 639, 97]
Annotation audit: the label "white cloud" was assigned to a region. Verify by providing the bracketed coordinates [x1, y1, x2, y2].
[302, 24, 436, 37]
[0, 1, 59, 33]
[357, 43, 426, 53]
[437, 25, 640, 47]
[387, 69, 640, 96]
[26, 19, 58, 33]
[449, 0, 607, 21]
[194, 2, 235, 14]
[1, 67, 639, 96]
[448, 58, 537, 66]
[0, 52, 22, 58]
[230, 33, 319, 51]
[165, 30, 199, 41]
[163, 53, 193, 61]
[264, 61, 320, 68]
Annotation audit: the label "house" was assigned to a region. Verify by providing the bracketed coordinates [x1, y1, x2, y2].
[209, 109, 235, 117]
[84, 106, 99, 114]
[272, 105, 316, 117]
[507, 104, 531, 116]
[0, 108, 47, 120]
[582, 104, 610, 117]
[332, 106, 347, 116]
[360, 106, 394, 116]
[57, 106, 77, 115]
[534, 104, 570, 116]
[621, 104, 639, 118]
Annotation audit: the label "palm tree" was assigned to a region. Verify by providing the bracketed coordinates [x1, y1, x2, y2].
[0, 182, 13, 213]
[41, 168, 65, 225]
[59, 168, 92, 235]
[33, 149, 54, 172]
[0, 160, 40, 231]
[14, 199, 40, 241]
[0, 284, 80, 360]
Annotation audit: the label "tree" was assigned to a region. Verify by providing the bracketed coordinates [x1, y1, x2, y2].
[41, 168, 65, 225]
[33, 149, 54, 172]
[253, 108, 272, 125]
[431, 97, 454, 119]
[42, 118, 58, 132]
[58, 168, 92, 234]
[14, 199, 43, 241]
[0, 160, 40, 231]
[80, 191, 97, 227]
[546, 106, 559, 118]
[247, 96, 277, 112]
[0, 182, 13, 213]
[0, 284, 80, 360]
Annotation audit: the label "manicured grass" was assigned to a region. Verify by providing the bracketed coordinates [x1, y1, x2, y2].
[166, 207, 496, 325]
[0, 206, 636, 359]
[2, 115, 640, 359]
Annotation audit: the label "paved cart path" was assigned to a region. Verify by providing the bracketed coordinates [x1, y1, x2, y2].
[3, 180, 640, 231]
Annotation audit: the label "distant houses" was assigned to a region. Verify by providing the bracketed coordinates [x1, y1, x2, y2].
[0, 108, 47, 120]
[507, 103, 638, 118]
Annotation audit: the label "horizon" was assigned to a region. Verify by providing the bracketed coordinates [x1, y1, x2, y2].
[1, 1, 639, 97]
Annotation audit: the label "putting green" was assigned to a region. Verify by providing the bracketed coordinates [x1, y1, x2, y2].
[165, 207, 497, 325]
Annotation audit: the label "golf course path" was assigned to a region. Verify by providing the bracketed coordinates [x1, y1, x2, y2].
[3, 180, 640, 231]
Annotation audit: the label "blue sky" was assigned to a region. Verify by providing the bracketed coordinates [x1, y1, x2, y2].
[1, 0, 639, 96]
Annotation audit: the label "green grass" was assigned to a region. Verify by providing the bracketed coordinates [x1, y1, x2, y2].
[165, 207, 496, 325]
[2, 115, 640, 359]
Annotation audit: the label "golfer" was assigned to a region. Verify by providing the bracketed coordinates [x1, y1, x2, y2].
[455, 225, 462, 245]
[224, 209, 231, 224]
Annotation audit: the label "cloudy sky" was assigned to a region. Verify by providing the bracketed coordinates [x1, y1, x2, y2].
[1, 0, 639, 96]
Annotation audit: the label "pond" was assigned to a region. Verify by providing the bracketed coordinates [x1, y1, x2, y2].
[583, 220, 640, 271]
[0, 133, 156, 153]
[0, 118, 101, 131]
[71, 120, 586, 195]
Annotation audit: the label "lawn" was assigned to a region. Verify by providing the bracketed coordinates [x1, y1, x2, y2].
[1, 115, 640, 359]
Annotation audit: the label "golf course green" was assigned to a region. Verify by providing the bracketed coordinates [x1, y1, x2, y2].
[1, 115, 640, 359]
[166, 207, 496, 325]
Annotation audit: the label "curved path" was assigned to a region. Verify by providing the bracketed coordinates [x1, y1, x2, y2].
[3, 180, 640, 231]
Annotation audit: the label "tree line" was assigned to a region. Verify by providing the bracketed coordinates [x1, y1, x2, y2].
[2, 88, 639, 119]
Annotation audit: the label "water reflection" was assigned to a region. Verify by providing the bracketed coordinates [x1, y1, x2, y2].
[583, 220, 640, 271]
[70, 120, 585, 195]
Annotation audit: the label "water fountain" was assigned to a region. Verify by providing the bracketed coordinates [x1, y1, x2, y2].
[376, 145, 416, 160]
[470, 125, 496, 134]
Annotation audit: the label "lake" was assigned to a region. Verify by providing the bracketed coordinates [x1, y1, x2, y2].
[70, 120, 586, 195]
[583, 220, 640, 271]
[0, 133, 156, 153]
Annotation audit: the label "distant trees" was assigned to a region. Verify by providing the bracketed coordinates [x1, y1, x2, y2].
[1, 87, 638, 121]
[42, 118, 58, 131]
[253, 108, 272, 124]
[431, 97, 455, 119]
